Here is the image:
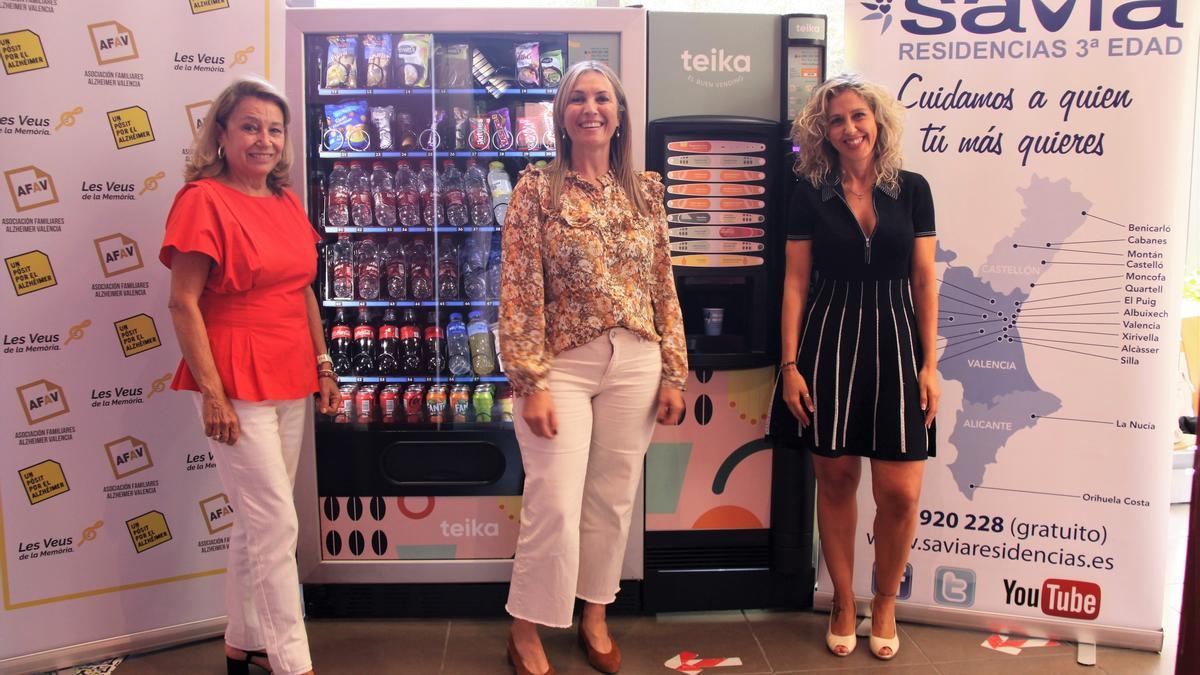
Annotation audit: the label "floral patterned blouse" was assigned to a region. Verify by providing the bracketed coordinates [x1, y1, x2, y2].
[499, 165, 688, 397]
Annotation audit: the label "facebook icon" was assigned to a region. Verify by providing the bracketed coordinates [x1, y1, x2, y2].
[934, 566, 976, 607]
[871, 563, 913, 600]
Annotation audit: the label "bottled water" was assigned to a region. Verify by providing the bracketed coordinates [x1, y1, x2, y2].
[446, 312, 471, 376]
[487, 161, 513, 227]
[441, 160, 469, 228]
[370, 161, 397, 227]
[330, 232, 354, 299]
[355, 235, 381, 300]
[464, 159, 493, 227]
[347, 160, 373, 227]
[326, 161, 350, 228]
[395, 162, 421, 227]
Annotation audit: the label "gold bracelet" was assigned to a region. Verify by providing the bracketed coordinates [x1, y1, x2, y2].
[317, 370, 337, 382]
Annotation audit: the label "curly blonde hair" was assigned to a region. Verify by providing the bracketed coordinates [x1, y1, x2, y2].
[185, 75, 292, 194]
[791, 73, 905, 193]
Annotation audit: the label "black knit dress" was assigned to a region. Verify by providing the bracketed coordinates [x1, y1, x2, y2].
[769, 170, 936, 460]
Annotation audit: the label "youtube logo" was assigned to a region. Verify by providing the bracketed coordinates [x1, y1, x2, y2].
[1041, 578, 1101, 620]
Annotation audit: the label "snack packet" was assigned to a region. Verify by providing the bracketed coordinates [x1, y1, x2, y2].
[363, 34, 392, 88]
[396, 34, 431, 87]
[489, 107, 514, 151]
[370, 105, 395, 150]
[515, 42, 540, 88]
[540, 49, 563, 87]
[436, 43, 471, 88]
[325, 35, 358, 89]
[324, 100, 370, 151]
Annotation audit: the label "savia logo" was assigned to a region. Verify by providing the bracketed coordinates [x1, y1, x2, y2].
[16, 379, 69, 425]
[94, 233, 144, 277]
[199, 493, 234, 534]
[87, 21, 138, 66]
[859, 1, 1183, 37]
[933, 566, 976, 607]
[4, 165, 58, 212]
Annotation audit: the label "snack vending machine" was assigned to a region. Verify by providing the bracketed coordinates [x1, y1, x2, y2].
[283, 6, 646, 616]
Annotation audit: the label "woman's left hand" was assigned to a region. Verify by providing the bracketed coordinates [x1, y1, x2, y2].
[317, 376, 341, 416]
[656, 387, 685, 425]
[918, 367, 939, 428]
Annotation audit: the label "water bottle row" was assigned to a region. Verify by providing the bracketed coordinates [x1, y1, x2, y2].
[325, 158, 513, 229]
[328, 232, 500, 302]
[329, 307, 500, 377]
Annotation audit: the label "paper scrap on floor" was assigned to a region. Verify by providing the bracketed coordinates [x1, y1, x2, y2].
[665, 651, 743, 674]
[983, 634, 1060, 655]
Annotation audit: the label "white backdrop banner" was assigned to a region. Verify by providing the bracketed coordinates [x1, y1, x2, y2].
[830, 0, 1199, 648]
[0, 1, 284, 670]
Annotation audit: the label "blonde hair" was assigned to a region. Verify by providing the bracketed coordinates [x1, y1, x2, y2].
[185, 75, 293, 194]
[545, 60, 650, 216]
[791, 73, 905, 193]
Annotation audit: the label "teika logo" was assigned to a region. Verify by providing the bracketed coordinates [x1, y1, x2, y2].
[1041, 578, 1101, 620]
[862, 0, 1183, 36]
[440, 518, 499, 537]
[680, 48, 751, 73]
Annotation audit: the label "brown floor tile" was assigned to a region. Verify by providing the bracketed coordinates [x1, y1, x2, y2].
[306, 618, 449, 674]
[744, 610, 931, 671]
[775, 666, 941, 675]
[116, 637, 228, 675]
[899, 622, 1073, 664]
[935, 653, 1095, 674]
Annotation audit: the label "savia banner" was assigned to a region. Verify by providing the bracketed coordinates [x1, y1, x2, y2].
[1, 1, 283, 672]
[829, 0, 1199, 650]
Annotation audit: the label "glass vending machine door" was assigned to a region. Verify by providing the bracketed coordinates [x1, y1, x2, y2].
[304, 31, 568, 564]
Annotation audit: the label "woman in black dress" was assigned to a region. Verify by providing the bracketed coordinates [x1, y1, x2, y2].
[772, 74, 939, 660]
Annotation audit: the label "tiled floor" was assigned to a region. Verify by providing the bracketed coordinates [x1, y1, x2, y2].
[114, 504, 1191, 675]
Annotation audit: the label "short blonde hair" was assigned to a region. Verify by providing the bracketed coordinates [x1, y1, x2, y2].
[791, 73, 905, 193]
[545, 60, 650, 216]
[185, 75, 293, 194]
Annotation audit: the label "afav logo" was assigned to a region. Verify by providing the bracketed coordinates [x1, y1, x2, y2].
[870, 0, 1183, 37]
[4, 165, 58, 212]
[94, 233, 143, 277]
[87, 21, 138, 65]
[105, 435, 153, 479]
[680, 48, 751, 73]
[16, 379, 69, 425]
[185, 100, 211, 140]
[200, 493, 234, 534]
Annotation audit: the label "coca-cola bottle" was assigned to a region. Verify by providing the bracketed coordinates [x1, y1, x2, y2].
[464, 159, 493, 227]
[348, 160, 373, 227]
[354, 235, 381, 300]
[416, 160, 442, 227]
[329, 308, 353, 375]
[441, 160, 469, 228]
[424, 310, 446, 375]
[370, 161, 397, 227]
[399, 308, 424, 375]
[395, 161, 421, 227]
[407, 236, 433, 300]
[352, 308, 377, 375]
[377, 308, 400, 375]
[326, 161, 350, 228]
[381, 236, 406, 300]
[437, 236, 460, 299]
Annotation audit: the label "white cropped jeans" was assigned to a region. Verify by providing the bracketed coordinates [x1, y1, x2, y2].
[192, 393, 312, 675]
[506, 328, 662, 628]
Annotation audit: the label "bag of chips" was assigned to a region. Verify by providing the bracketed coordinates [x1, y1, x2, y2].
[363, 34, 392, 88]
[325, 35, 358, 89]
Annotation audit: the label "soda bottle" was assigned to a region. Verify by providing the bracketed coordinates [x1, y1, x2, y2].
[354, 235, 381, 300]
[377, 308, 400, 375]
[407, 236, 433, 300]
[450, 384, 471, 423]
[437, 236, 460, 299]
[487, 161, 513, 227]
[461, 234, 488, 300]
[326, 161, 350, 228]
[399, 308, 424, 375]
[395, 161, 422, 227]
[424, 311, 446, 375]
[441, 160, 469, 228]
[464, 159, 493, 227]
[485, 234, 502, 299]
[416, 160, 443, 227]
[330, 232, 355, 300]
[370, 161, 397, 227]
[446, 312, 471, 376]
[347, 160, 373, 227]
[381, 235, 406, 300]
[329, 308, 353, 375]
[352, 308, 377, 375]
[467, 310, 496, 375]
[472, 383, 495, 423]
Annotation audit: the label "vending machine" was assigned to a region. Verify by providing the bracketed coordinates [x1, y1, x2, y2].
[641, 11, 825, 612]
[283, 6, 647, 617]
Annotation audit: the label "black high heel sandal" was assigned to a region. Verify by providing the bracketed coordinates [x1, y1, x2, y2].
[226, 649, 270, 674]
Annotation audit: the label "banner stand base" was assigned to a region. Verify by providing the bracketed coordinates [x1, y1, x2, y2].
[0, 616, 225, 675]
[814, 591, 1163, 653]
[1077, 641, 1097, 666]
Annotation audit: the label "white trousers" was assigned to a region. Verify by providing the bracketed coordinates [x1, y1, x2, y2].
[192, 393, 312, 675]
[506, 328, 662, 628]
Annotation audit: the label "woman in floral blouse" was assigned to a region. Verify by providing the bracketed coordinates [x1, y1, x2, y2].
[499, 60, 687, 675]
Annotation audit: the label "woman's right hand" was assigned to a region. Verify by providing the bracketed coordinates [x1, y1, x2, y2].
[521, 389, 557, 439]
[782, 367, 814, 429]
[201, 391, 240, 445]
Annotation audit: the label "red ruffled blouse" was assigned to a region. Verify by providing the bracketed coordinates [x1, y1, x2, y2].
[159, 178, 322, 401]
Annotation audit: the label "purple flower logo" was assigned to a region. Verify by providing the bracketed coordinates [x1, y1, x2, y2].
[861, 0, 894, 34]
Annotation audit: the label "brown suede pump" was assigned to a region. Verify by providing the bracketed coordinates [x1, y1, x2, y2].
[507, 636, 555, 675]
[577, 626, 621, 674]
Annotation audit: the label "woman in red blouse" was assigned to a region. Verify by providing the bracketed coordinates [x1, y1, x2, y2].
[161, 76, 337, 675]
[500, 61, 687, 675]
